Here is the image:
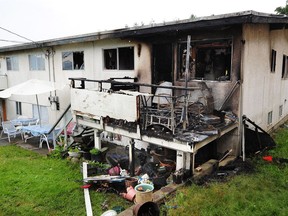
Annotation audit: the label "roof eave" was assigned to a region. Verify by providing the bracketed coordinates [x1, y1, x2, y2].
[1, 10, 288, 53]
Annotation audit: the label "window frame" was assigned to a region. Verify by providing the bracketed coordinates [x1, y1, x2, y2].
[270, 49, 276, 73]
[6, 56, 19, 71]
[62, 51, 85, 71]
[281, 54, 288, 79]
[16, 101, 22, 115]
[28, 54, 46, 71]
[103, 46, 135, 71]
[177, 38, 232, 81]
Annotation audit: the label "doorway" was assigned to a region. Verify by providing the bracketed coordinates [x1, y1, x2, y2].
[152, 43, 173, 85]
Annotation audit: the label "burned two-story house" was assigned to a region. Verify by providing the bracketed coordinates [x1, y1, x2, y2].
[0, 11, 287, 175]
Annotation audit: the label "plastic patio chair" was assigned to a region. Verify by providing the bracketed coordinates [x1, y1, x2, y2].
[39, 129, 60, 150]
[1, 121, 23, 142]
[28, 119, 39, 126]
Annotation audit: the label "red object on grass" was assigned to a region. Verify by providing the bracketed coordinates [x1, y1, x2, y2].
[81, 184, 92, 189]
[263, 156, 273, 162]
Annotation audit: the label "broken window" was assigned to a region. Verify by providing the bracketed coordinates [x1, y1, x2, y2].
[270, 49, 276, 72]
[62, 51, 84, 70]
[177, 39, 232, 81]
[29, 54, 45, 71]
[281, 54, 288, 79]
[6, 56, 19, 71]
[104, 47, 134, 70]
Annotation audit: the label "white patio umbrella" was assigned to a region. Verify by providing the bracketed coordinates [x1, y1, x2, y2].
[0, 79, 65, 126]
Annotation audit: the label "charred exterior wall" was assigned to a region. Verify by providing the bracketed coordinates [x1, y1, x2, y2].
[173, 26, 242, 115]
[135, 42, 152, 93]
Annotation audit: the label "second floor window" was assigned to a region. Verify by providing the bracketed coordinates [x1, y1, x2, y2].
[177, 39, 232, 81]
[62, 51, 84, 70]
[104, 47, 134, 70]
[282, 54, 288, 79]
[271, 49, 276, 72]
[29, 54, 45, 71]
[6, 56, 19, 71]
[268, 111, 273, 125]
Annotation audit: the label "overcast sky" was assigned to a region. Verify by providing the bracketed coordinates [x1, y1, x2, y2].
[0, 0, 286, 47]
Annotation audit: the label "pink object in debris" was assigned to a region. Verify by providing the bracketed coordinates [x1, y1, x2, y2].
[108, 166, 120, 176]
[121, 186, 136, 202]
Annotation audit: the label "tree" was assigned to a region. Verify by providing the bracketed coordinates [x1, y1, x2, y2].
[275, 0, 288, 15]
[190, 14, 197, 20]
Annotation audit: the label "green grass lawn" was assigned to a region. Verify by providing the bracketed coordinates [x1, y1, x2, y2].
[0, 145, 130, 216]
[2, 126, 288, 216]
[164, 126, 288, 215]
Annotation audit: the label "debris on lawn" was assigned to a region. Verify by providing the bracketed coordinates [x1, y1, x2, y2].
[262, 155, 288, 164]
[193, 158, 256, 185]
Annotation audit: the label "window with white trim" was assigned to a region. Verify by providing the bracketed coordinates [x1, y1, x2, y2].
[6, 56, 19, 71]
[16, 102, 22, 115]
[103, 47, 134, 70]
[29, 54, 45, 71]
[62, 51, 84, 70]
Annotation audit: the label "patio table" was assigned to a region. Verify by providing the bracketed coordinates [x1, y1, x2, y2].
[11, 117, 38, 126]
[22, 125, 59, 149]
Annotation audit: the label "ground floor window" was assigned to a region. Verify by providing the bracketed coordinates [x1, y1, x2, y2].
[16, 101, 22, 115]
[177, 39, 232, 81]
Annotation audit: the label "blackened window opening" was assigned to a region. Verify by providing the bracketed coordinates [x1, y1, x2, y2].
[119, 47, 134, 70]
[73, 52, 84, 70]
[104, 47, 134, 70]
[104, 49, 117, 69]
[271, 49, 276, 72]
[282, 54, 288, 79]
[62, 51, 84, 70]
[178, 39, 232, 81]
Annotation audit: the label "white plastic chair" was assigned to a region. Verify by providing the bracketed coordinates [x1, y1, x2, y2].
[1, 121, 23, 142]
[39, 129, 60, 150]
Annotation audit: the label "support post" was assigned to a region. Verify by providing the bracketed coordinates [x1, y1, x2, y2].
[129, 139, 135, 176]
[82, 162, 93, 216]
[185, 152, 191, 170]
[176, 150, 185, 171]
[94, 129, 101, 149]
[191, 151, 197, 175]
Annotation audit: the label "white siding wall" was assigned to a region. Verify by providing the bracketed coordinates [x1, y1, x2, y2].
[242, 24, 288, 130]
[1, 38, 152, 123]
